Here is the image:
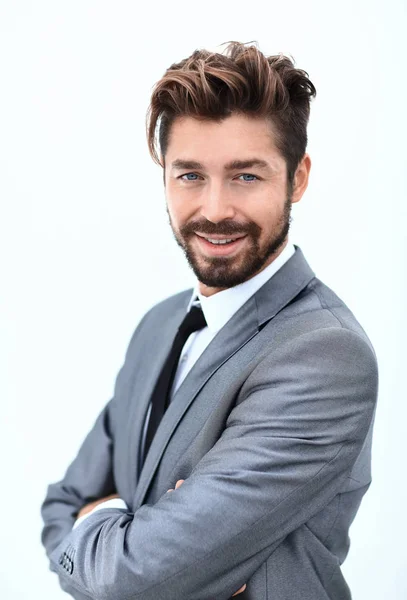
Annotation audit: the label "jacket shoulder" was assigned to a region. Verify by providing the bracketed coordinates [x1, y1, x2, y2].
[306, 277, 376, 354]
[144, 287, 194, 320]
[127, 287, 193, 345]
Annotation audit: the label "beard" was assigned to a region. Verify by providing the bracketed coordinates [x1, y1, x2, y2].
[166, 193, 293, 289]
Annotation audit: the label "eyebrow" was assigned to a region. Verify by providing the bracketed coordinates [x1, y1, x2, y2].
[170, 158, 273, 172]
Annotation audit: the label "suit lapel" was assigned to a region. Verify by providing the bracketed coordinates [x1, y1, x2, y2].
[133, 245, 315, 509]
[129, 295, 190, 493]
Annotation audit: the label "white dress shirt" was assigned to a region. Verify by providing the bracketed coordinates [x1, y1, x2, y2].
[73, 241, 296, 529]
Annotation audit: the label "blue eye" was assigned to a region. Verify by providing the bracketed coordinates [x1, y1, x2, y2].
[238, 174, 258, 183]
[180, 173, 200, 181]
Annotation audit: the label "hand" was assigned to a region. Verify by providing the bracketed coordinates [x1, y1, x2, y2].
[77, 493, 120, 519]
[167, 480, 247, 597]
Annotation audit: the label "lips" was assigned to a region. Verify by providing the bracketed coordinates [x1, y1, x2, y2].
[194, 233, 248, 256]
[194, 233, 247, 242]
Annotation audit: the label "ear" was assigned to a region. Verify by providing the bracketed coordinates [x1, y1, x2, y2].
[291, 153, 311, 204]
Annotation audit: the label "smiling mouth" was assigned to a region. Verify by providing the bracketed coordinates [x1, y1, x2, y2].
[194, 233, 248, 255]
[194, 232, 247, 243]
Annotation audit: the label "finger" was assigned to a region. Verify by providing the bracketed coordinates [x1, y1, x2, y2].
[167, 479, 184, 493]
[232, 583, 247, 596]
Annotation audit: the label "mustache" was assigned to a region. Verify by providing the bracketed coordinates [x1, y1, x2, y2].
[181, 220, 260, 237]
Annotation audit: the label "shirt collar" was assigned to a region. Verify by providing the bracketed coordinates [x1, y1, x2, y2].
[187, 241, 296, 334]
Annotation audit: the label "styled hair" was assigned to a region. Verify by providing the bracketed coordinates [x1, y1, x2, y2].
[146, 40, 317, 191]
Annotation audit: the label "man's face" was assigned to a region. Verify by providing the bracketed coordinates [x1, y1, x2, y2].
[164, 113, 309, 296]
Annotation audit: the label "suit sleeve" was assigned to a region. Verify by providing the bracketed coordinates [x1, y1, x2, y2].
[73, 498, 129, 530]
[40, 310, 151, 598]
[48, 326, 379, 600]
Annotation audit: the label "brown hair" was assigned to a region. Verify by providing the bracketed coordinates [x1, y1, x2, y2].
[146, 40, 316, 192]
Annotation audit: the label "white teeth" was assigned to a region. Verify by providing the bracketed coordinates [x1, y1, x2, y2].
[205, 238, 234, 245]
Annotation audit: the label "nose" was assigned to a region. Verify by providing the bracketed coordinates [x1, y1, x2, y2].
[200, 183, 236, 223]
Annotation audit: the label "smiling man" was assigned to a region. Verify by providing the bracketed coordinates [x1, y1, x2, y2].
[41, 41, 378, 600]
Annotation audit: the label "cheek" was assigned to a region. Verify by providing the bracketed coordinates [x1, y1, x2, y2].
[241, 199, 274, 228]
[166, 191, 181, 218]
[168, 203, 187, 228]
[167, 192, 198, 224]
[254, 196, 284, 224]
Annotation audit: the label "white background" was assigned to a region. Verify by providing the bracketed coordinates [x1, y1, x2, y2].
[1, 1, 406, 598]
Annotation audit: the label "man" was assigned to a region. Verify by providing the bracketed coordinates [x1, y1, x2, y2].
[40, 41, 378, 600]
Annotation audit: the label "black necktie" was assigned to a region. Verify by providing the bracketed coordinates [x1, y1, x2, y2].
[142, 304, 207, 467]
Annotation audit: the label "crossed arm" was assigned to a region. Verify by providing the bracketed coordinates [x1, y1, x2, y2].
[41, 327, 378, 600]
[74, 480, 247, 598]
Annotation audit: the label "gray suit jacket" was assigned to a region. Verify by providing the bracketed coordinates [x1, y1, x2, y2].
[40, 245, 379, 600]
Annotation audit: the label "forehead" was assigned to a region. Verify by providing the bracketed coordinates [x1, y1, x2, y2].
[165, 113, 283, 169]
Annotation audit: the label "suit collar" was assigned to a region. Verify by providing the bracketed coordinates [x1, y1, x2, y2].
[186, 242, 296, 334]
[255, 244, 315, 328]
